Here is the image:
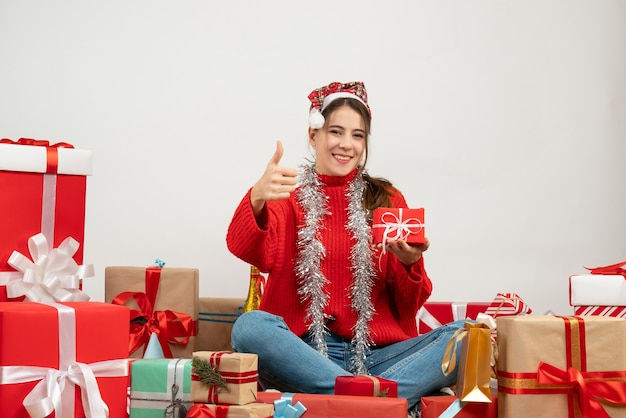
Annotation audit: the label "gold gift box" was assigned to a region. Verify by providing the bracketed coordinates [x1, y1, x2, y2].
[496, 315, 626, 417]
[105, 266, 199, 358]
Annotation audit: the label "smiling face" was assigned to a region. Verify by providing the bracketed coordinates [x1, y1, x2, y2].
[309, 104, 367, 176]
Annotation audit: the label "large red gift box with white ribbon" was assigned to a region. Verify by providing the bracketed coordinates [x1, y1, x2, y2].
[417, 302, 491, 334]
[0, 302, 130, 417]
[0, 138, 92, 301]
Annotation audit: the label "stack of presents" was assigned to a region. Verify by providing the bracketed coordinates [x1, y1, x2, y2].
[1, 137, 626, 417]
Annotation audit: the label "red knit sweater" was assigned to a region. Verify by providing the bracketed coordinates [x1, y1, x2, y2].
[226, 169, 432, 346]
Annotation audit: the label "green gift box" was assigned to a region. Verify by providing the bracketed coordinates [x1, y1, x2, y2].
[130, 358, 192, 418]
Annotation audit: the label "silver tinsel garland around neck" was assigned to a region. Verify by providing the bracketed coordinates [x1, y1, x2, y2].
[295, 163, 377, 374]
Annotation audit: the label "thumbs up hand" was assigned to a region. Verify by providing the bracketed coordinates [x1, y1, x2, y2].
[250, 141, 298, 216]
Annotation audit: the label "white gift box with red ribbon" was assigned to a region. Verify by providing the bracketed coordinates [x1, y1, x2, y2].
[0, 141, 92, 175]
[569, 274, 626, 306]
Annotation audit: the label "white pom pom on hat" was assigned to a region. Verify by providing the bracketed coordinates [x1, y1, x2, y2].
[308, 108, 325, 129]
[307, 81, 370, 129]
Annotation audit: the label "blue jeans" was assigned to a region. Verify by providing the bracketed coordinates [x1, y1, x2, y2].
[231, 310, 466, 409]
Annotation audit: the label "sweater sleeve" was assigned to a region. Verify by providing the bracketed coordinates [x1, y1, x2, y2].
[383, 190, 433, 323]
[226, 189, 278, 272]
[386, 256, 432, 320]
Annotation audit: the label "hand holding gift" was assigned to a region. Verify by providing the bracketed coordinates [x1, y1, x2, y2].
[372, 207, 428, 266]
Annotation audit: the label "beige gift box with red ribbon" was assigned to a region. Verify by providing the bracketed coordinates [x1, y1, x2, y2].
[190, 351, 259, 406]
[105, 266, 199, 358]
[496, 315, 626, 417]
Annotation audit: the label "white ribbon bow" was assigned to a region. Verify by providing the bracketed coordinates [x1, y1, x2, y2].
[372, 209, 424, 254]
[0, 359, 128, 418]
[5, 233, 93, 302]
[0, 303, 129, 418]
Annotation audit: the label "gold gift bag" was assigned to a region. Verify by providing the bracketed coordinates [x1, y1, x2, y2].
[443, 321, 492, 403]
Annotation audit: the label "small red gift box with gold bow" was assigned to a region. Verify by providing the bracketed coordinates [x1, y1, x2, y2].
[372, 208, 425, 245]
[334, 374, 398, 397]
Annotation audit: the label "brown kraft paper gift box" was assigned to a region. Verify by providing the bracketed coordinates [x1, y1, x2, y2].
[496, 315, 626, 417]
[191, 351, 258, 405]
[105, 266, 199, 358]
[196, 297, 245, 352]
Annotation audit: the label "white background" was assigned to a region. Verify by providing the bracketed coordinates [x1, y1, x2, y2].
[1, 1, 625, 316]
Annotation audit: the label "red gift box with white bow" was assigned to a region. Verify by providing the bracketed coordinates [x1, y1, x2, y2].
[0, 302, 130, 417]
[372, 207, 425, 245]
[0, 138, 92, 301]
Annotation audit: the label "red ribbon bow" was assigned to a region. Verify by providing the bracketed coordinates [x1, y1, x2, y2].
[111, 267, 196, 357]
[186, 404, 230, 418]
[0, 137, 74, 148]
[584, 261, 626, 279]
[537, 361, 626, 418]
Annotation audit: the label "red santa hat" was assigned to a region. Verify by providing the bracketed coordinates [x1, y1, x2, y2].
[307, 81, 370, 129]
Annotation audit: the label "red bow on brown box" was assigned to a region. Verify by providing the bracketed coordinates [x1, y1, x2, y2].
[112, 267, 196, 357]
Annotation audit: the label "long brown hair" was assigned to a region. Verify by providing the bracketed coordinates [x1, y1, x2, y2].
[321, 98, 397, 222]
